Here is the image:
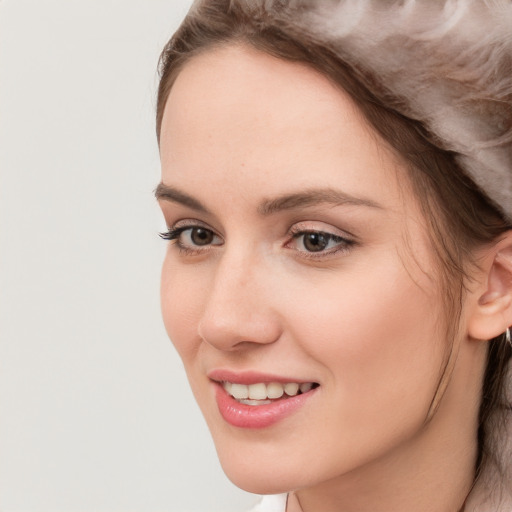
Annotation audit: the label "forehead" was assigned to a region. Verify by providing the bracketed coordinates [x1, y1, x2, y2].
[159, 44, 406, 212]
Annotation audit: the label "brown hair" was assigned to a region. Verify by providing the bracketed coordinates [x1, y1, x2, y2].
[156, 0, 512, 485]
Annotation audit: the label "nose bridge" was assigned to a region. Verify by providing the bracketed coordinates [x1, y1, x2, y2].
[198, 245, 280, 350]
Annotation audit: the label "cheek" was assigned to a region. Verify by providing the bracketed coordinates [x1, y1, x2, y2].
[283, 257, 444, 422]
[160, 257, 205, 362]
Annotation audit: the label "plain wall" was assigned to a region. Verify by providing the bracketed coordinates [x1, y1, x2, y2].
[0, 1, 259, 511]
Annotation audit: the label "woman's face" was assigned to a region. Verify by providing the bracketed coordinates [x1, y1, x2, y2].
[157, 45, 475, 494]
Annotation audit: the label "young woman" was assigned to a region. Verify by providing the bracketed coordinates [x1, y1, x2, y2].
[154, 1, 512, 511]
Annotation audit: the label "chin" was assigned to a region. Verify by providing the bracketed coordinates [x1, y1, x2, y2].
[213, 440, 284, 494]
[213, 436, 325, 496]
[220, 459, 295, 496]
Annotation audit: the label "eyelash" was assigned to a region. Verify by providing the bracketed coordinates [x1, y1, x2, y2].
[159, 224, 355, 258]
[159, 225, 222, 255]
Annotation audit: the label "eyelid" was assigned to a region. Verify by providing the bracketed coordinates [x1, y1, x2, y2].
[171, 218, 213, 230]
[287, 221, 354, 240]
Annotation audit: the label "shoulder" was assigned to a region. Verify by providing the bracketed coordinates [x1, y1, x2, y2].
[247, 494, 287, 512]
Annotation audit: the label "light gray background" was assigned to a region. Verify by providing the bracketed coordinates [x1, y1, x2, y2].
[0, 1, 259, 511]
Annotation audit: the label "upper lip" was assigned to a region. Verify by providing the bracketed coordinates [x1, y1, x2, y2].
[207, 368, 317, 385]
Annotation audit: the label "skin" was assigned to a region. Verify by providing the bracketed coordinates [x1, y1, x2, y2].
[157, 45, 505, 512]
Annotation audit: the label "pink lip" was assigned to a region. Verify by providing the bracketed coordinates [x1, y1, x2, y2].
[207, 368, 314, 385]
[211, 378, 318, 429]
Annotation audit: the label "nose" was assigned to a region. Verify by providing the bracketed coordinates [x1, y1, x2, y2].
[197, 249, 282, 352]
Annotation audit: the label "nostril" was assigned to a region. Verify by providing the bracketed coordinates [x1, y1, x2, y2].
[196, 265, 282, 350]
[198, 310, 282, 351]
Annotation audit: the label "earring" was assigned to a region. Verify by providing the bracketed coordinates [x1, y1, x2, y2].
[506, 327, 511, 347]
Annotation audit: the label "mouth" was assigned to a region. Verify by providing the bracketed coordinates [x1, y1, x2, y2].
[222, 381, 320, 406]
[210, 372, 320, 428]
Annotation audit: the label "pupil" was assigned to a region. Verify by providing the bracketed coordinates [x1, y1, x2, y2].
[304, 233, 328, 252]
[191, 228, 213, 246]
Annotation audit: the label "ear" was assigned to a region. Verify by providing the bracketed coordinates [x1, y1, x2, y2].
[468, 232, 512, 341]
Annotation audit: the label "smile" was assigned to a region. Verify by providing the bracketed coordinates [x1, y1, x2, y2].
[212, 376, 320, 428]
[223, 381, 318, 405]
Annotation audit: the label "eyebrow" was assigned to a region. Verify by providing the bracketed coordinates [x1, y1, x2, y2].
[155, 183, 382, 215]
[258, 188, 383, 215]
[155, 183, 210, 213]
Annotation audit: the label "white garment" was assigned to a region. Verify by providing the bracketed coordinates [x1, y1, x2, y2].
[248, 494, 287, 512]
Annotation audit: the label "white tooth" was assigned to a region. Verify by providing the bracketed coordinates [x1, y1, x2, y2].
[230, 383, 249, 399]
[299, 382, 313, 393]
[284, 382, 299, 396]
[239, 399, 272, 406]
[223, 382, 232, 394]
[248, 383, 267, 400]
[267, 382, 285, 399]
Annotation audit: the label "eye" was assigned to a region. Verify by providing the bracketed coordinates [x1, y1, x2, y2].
[160, 224, 223, 251]
[182, 227, 217, 246]
[287, 227, 354, 257]
[299, 232, 336, 252]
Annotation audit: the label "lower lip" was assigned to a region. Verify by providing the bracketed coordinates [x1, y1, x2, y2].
[214, 384, 317, 429]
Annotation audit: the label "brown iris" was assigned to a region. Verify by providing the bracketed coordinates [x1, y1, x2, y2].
[190, 227, 214, 246]
[303, 232, 330, 252]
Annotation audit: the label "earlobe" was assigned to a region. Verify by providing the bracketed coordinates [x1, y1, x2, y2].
[468, 236, 512, 341]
